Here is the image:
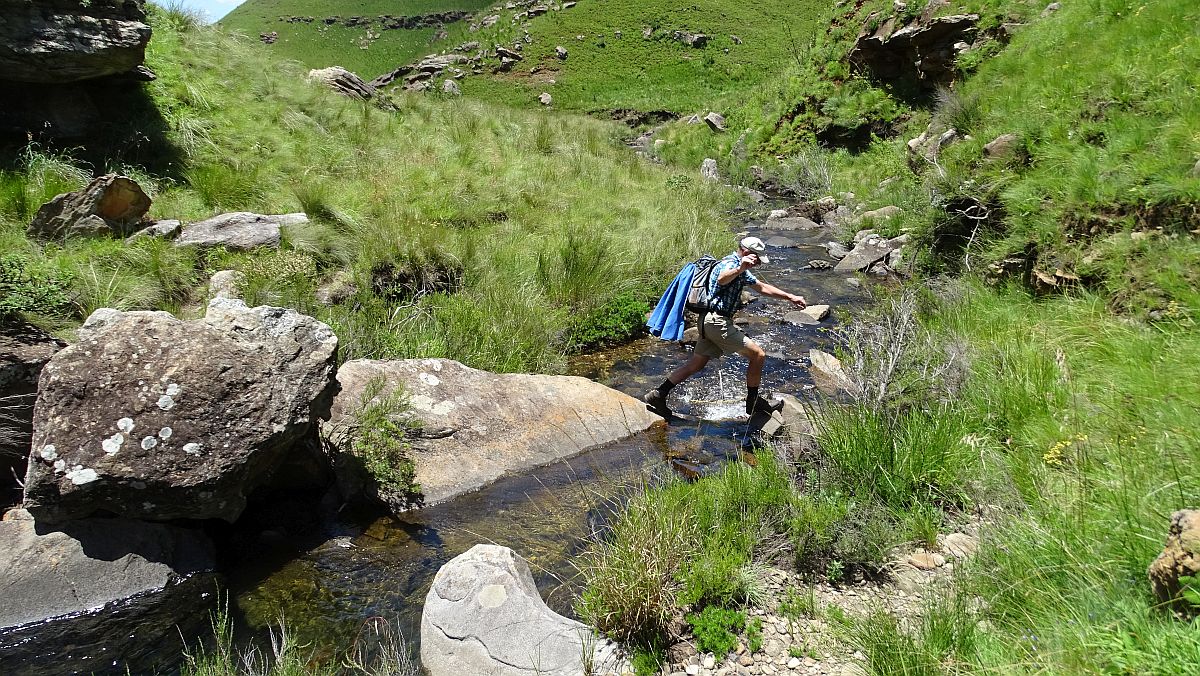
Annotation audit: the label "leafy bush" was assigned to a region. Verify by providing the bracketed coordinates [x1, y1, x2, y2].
[686, 606, 745, 657]
[350, 379, 419, 496]
[568, 291, 651, 350]
[0, 254, 72, 319]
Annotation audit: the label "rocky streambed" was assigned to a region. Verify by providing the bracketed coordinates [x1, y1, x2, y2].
[0, 193, 892, 674]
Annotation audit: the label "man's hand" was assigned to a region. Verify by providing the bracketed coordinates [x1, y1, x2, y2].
[788, 294, 807, 309]
[739, 254, 760, 269]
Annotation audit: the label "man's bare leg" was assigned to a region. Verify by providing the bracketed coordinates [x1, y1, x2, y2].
[668, 353, 711, 385]
[644, 354, 711, 417]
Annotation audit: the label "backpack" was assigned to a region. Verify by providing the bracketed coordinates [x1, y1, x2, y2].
[684, 255, 720, 312]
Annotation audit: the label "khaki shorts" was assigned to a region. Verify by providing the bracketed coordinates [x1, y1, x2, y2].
[695, 313, 750, 358]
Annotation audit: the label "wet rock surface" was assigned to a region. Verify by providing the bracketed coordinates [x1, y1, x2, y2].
[23, 299, 338, 523]
[0, 508, 218, 676]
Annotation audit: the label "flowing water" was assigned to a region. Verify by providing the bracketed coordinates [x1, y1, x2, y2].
[230, 207, 875, 659]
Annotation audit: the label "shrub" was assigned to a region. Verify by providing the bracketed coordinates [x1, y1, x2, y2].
[686, 606, 745, 657]
[0, 254, 72, 319]
[349, 379, 419, 497]
[567, 291, 650, 351]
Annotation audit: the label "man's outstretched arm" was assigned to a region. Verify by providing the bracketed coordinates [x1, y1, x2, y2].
[753, 281, 806, 308]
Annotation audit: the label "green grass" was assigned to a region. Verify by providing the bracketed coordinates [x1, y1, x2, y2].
[1, 4, 733, 373]
[220, 0, 494, 80]
[459, 0, 832, 114]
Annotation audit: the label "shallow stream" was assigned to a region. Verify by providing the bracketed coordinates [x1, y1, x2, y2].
[230, 208, 874, 659]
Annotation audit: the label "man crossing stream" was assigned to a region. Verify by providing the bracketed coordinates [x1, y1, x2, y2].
[643, 236, 808, 419]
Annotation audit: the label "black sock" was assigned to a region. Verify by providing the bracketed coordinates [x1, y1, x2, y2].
[656, 379, 677, 396]
[746, 386, 760, 412]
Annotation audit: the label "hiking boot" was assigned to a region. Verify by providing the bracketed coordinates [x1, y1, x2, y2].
[746, 394, 784, 416]
[643, 389, 672, 418]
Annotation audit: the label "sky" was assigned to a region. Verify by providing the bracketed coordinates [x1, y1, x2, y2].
[178, 0, 248, 23]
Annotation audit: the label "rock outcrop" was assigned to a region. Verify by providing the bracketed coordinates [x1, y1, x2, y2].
[26, 174, 151, 241]
[174, 212, 307, 250]
[1149, 509, 1200, 615]
[850, 13, 979, 95]
[22, 299, 338, 523]
[0, 0, 152, 84]
[0, 508, 217, 676]
[324, 359, 659, 507]
[0, 1, 154, 138]
[306, 66, 375, 100]
[421, 544, 628, 676]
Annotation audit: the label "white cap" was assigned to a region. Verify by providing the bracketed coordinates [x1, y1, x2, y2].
[739, 236, 770, 264]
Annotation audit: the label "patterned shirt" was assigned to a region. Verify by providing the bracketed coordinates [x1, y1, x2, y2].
[706, 253, 758, 315]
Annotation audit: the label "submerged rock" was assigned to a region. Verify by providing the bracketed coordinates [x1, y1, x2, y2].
[324, 359, 659, 508]
[0, 509, 218, 676]
[421, 544, 628, 676]
[22, 299, 338, 523]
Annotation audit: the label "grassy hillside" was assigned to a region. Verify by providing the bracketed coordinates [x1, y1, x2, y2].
[220, 0, 493, 79]
[0, 4, 732, 375]
[578, 0, 1200, 673]
[459, 0, 832, 113]
[222, 0, 835, 114]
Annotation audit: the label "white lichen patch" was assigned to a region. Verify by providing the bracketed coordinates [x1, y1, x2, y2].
[117, 417, 135, 433]
[66, 466, 99, 485]
[157, 395, 175, 411]
[38, 445, 58, 461]
[478, 584, 508, 609]
[419, 372, 441, 387]
[53, 459, 66, 473]
[424, 359, 443, 371]
[141, 436, 159, 450]
[102, 433, 124, 456]
[165, 383, 182, 397]
[410, 394, 456, 416]
[159, 427, 173, 440]
[183, 442, 202, 456]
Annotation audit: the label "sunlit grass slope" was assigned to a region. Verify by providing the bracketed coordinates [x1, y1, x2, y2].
[0, 5, 732, 373]
[220, 0, 493, 79]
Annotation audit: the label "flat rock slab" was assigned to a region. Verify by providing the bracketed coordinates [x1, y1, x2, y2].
[175, 212, 308, 250]
[326, 359, 660, 507]
[766, 216, 822, 231]
[0, 509, 217, 676]
[23, 299, 338, 523]
[784, 304, 831, 326]
[421, 544, 627, 676]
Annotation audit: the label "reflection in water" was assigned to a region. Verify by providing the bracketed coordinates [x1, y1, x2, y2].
[232, 212, 872, 656]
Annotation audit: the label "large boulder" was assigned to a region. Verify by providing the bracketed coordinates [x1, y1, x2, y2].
[306, 66, 375, 100]
[174, 212, 308, 250]
[850, 13, 978, 95]
[0, 323, 66, 499]
[22, 299, 338, 523]
[421, 544, 628, 676]
[0, 0, 152, 84]
[325, 359, 660, 507]
[0, 509, 218, 676]
[26, 174, 151, 240]
[1148, 509, 1200, 615]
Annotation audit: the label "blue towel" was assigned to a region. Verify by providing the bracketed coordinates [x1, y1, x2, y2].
[647, 263, 695, 342]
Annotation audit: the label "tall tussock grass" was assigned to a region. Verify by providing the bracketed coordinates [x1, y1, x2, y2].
[0, 7, 731, 373]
